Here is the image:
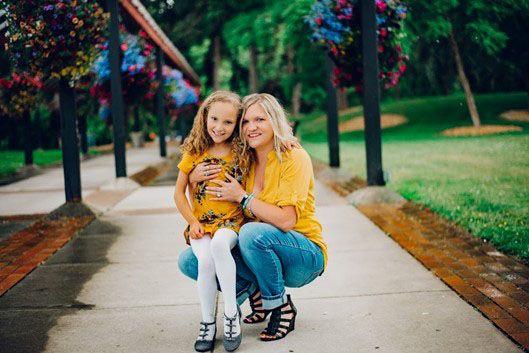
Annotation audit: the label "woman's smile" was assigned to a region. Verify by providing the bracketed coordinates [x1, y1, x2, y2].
[242, 103, 274, 150]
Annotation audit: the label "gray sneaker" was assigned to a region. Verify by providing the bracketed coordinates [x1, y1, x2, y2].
[194, 321, 216, 352]
[223, 306, 242, 352]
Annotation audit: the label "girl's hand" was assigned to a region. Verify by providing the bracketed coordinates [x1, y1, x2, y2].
[284, 140, 301, 150]
[188, 162, 222, 184]
[189, 221, 205, 239]
[206, 174, 246, 203]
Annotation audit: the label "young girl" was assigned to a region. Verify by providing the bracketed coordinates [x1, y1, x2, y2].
[173, 91, 250, 352]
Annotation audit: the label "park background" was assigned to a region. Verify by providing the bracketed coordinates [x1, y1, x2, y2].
[1, 0, 528, 262]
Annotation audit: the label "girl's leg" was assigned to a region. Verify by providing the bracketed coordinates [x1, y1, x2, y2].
[178, 245, 258, 305]
[190, 236, 217, 323]
[209, 228, 238, 317]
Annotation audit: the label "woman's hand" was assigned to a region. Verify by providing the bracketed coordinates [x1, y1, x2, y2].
[284, 140, 301, 150]
[188, 162, 222, 184]
[189, 221, 205, 239]
[206, 174, 246, 203]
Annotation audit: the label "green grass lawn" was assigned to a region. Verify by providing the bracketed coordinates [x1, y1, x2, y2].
[0, 149, 101, 176]
[299, 92, 529, 260]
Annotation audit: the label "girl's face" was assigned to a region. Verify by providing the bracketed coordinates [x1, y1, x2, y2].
[242, 103, 274, 151]
[206, 102, 239, 145]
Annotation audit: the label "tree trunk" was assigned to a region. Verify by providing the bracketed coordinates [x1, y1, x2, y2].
[449, 27, 481, 127]
[133, 105, 141, 132]
[249, 44, 258, 93]
[212, 35, 221, 91]
[35, 109, 43, 149]
[292, 83, 302, 116]
[523, 68, 529, 110]
[286, 46, 302, 116]
[337, 89, 348, 111]
[23, 110, 33, 166]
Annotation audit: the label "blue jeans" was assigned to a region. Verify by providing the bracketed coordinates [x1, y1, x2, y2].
[178, 222, 325, 310]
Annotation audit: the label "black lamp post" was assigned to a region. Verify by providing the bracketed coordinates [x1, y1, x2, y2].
[108, 0, 127, 177]
[361, 0, 385, 186]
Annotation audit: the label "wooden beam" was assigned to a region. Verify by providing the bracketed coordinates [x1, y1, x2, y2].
[120, 0, 200, 86]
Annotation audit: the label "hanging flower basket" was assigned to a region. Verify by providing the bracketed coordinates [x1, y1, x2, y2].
[306, 0, 408, 90]
[163, 65, 198, 116]
[90, 30, 158, 121]
[3, 0, 109, 83]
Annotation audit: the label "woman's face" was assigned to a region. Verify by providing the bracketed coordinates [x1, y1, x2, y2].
[206, 101, 238, 145]
[242, 103, 274, 151]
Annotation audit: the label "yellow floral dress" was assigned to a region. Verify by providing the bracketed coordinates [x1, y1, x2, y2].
[178, 151, 246, 244]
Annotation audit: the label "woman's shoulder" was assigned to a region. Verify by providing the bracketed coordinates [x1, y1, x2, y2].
[281, 147, 311, 164]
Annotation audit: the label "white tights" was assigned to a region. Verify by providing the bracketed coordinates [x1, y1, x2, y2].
[190, 228, 238, 323]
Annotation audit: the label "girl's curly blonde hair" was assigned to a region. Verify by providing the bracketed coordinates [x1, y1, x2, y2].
[182, 91, 251, 172]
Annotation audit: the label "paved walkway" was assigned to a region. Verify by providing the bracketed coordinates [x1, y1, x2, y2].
[0, 148, 523, 352]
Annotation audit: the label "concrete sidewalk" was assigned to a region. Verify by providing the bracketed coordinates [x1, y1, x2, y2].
[0, 150, 523, 352]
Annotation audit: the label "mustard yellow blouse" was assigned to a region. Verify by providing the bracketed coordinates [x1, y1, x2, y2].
[244, 148, 328, 267]
[178, 151, 246, 244]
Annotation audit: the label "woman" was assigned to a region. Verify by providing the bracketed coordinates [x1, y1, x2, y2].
[178, 93, 327, 341]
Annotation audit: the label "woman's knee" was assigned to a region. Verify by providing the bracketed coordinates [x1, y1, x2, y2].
[178, 247, 198, 280]
[239, 222, 277, 250]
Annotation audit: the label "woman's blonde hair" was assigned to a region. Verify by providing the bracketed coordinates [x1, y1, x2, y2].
[182, 91, 251, 172]
[241, 93, 298, 162]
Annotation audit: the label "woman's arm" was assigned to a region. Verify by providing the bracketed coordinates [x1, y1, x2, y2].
[205, 174, 298, 233]
[173, 171, 204, 238]
[247, 198, 297, 232]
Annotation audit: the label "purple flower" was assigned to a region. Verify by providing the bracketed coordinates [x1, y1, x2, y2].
[59, 35, 64, 40]
[67, 13, 73, 19]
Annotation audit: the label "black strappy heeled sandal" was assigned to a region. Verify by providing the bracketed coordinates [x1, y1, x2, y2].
[259, 294, 297, 341]
[243, 288, 271, 324]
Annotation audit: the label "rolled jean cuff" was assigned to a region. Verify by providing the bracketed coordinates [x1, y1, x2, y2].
[236, 281, 257, 306]
[261, 290, 287, 310]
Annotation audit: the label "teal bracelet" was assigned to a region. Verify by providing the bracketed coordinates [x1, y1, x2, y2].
[242, 194, 254, 210]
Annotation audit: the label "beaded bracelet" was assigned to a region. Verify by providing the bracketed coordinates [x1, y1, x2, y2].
[246, 197, 256, 218]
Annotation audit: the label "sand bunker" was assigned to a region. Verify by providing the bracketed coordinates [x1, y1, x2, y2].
[339, 114, 407, 133]
[440, 125, 523, 136]
[500, 110, 529, 122]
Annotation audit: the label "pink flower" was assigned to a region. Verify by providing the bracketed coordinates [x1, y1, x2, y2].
[315, 17, 322, 25]
[121, 43, 128, 51]
[380, 28, 387, 37]
[396, 44, 402, 53]
[376, 0, 387, 12]
[331, 47, 338, 56]
[128, 65, 136, 72]
[378, 45, 383, 53]
[399, 64, 406, 73]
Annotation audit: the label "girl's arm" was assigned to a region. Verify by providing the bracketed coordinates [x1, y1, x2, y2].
[174, 170, 204, 238]
[206, 174, 297, 233]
